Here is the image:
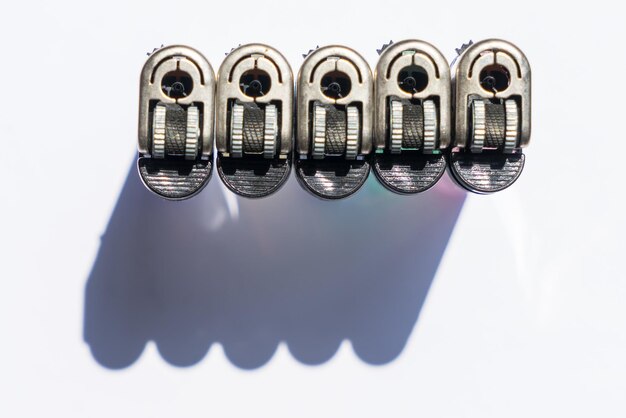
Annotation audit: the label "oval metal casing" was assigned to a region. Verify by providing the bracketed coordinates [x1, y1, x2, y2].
[215, 44, 294, 198]
[137, 45, 215, 200]
[295, 45, 374, 199]
[449, 39, 531, 194]
[373, 40, 451, 194]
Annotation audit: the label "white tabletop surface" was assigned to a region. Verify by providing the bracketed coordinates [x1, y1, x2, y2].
[1, 0, 625, 416]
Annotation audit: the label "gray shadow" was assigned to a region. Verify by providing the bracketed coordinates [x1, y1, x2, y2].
[83, 159, 466, 369]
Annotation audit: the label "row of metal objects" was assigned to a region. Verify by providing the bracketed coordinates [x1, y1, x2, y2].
[138, 39, 531, 200]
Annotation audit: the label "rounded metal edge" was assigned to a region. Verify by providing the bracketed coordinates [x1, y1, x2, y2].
[298, 44, 372, 86]
[454, 38, 530, 81]
[139, 44, 216, 158]
[297, 44, 374, 158]
[217, 43, 294, 158]
[218, 43, 294, 84]
[375, 39, 449, 78]
[453, 38, 531, 149]
[141, 45, 215, 84]
[374, 39, 451, 152]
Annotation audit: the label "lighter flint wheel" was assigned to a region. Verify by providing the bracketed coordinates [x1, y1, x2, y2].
[185, 105, 200, 160]
[390, 100, 403, 154]
[230, 103, 244, 158]
[312, 104, 326, 159]
[504, 99, 519, 153]
[152, 104, 167, 159]
[471, 100, 486, 153]
[345, 106, 360, 159]
[263, 104, 278, 159]
[422, 100, 437, 152]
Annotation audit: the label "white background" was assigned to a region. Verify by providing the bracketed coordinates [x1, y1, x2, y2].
[1, 0, 625, 417]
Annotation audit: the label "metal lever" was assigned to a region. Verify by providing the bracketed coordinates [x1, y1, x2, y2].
[372, 40, 451, 194]
[215, 44, 293, 198]
[295, 45, 373, 199]
[137, 45, 215, 200]
[449, 39, 531, 194]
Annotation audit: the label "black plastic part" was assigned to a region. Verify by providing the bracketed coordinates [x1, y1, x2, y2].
[217, 155, 291, 198]
[137, 156, 212, 200]
[373, 152, 446, 194]
[295, 158, 370, 200]
[448, 150, 525, 194]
